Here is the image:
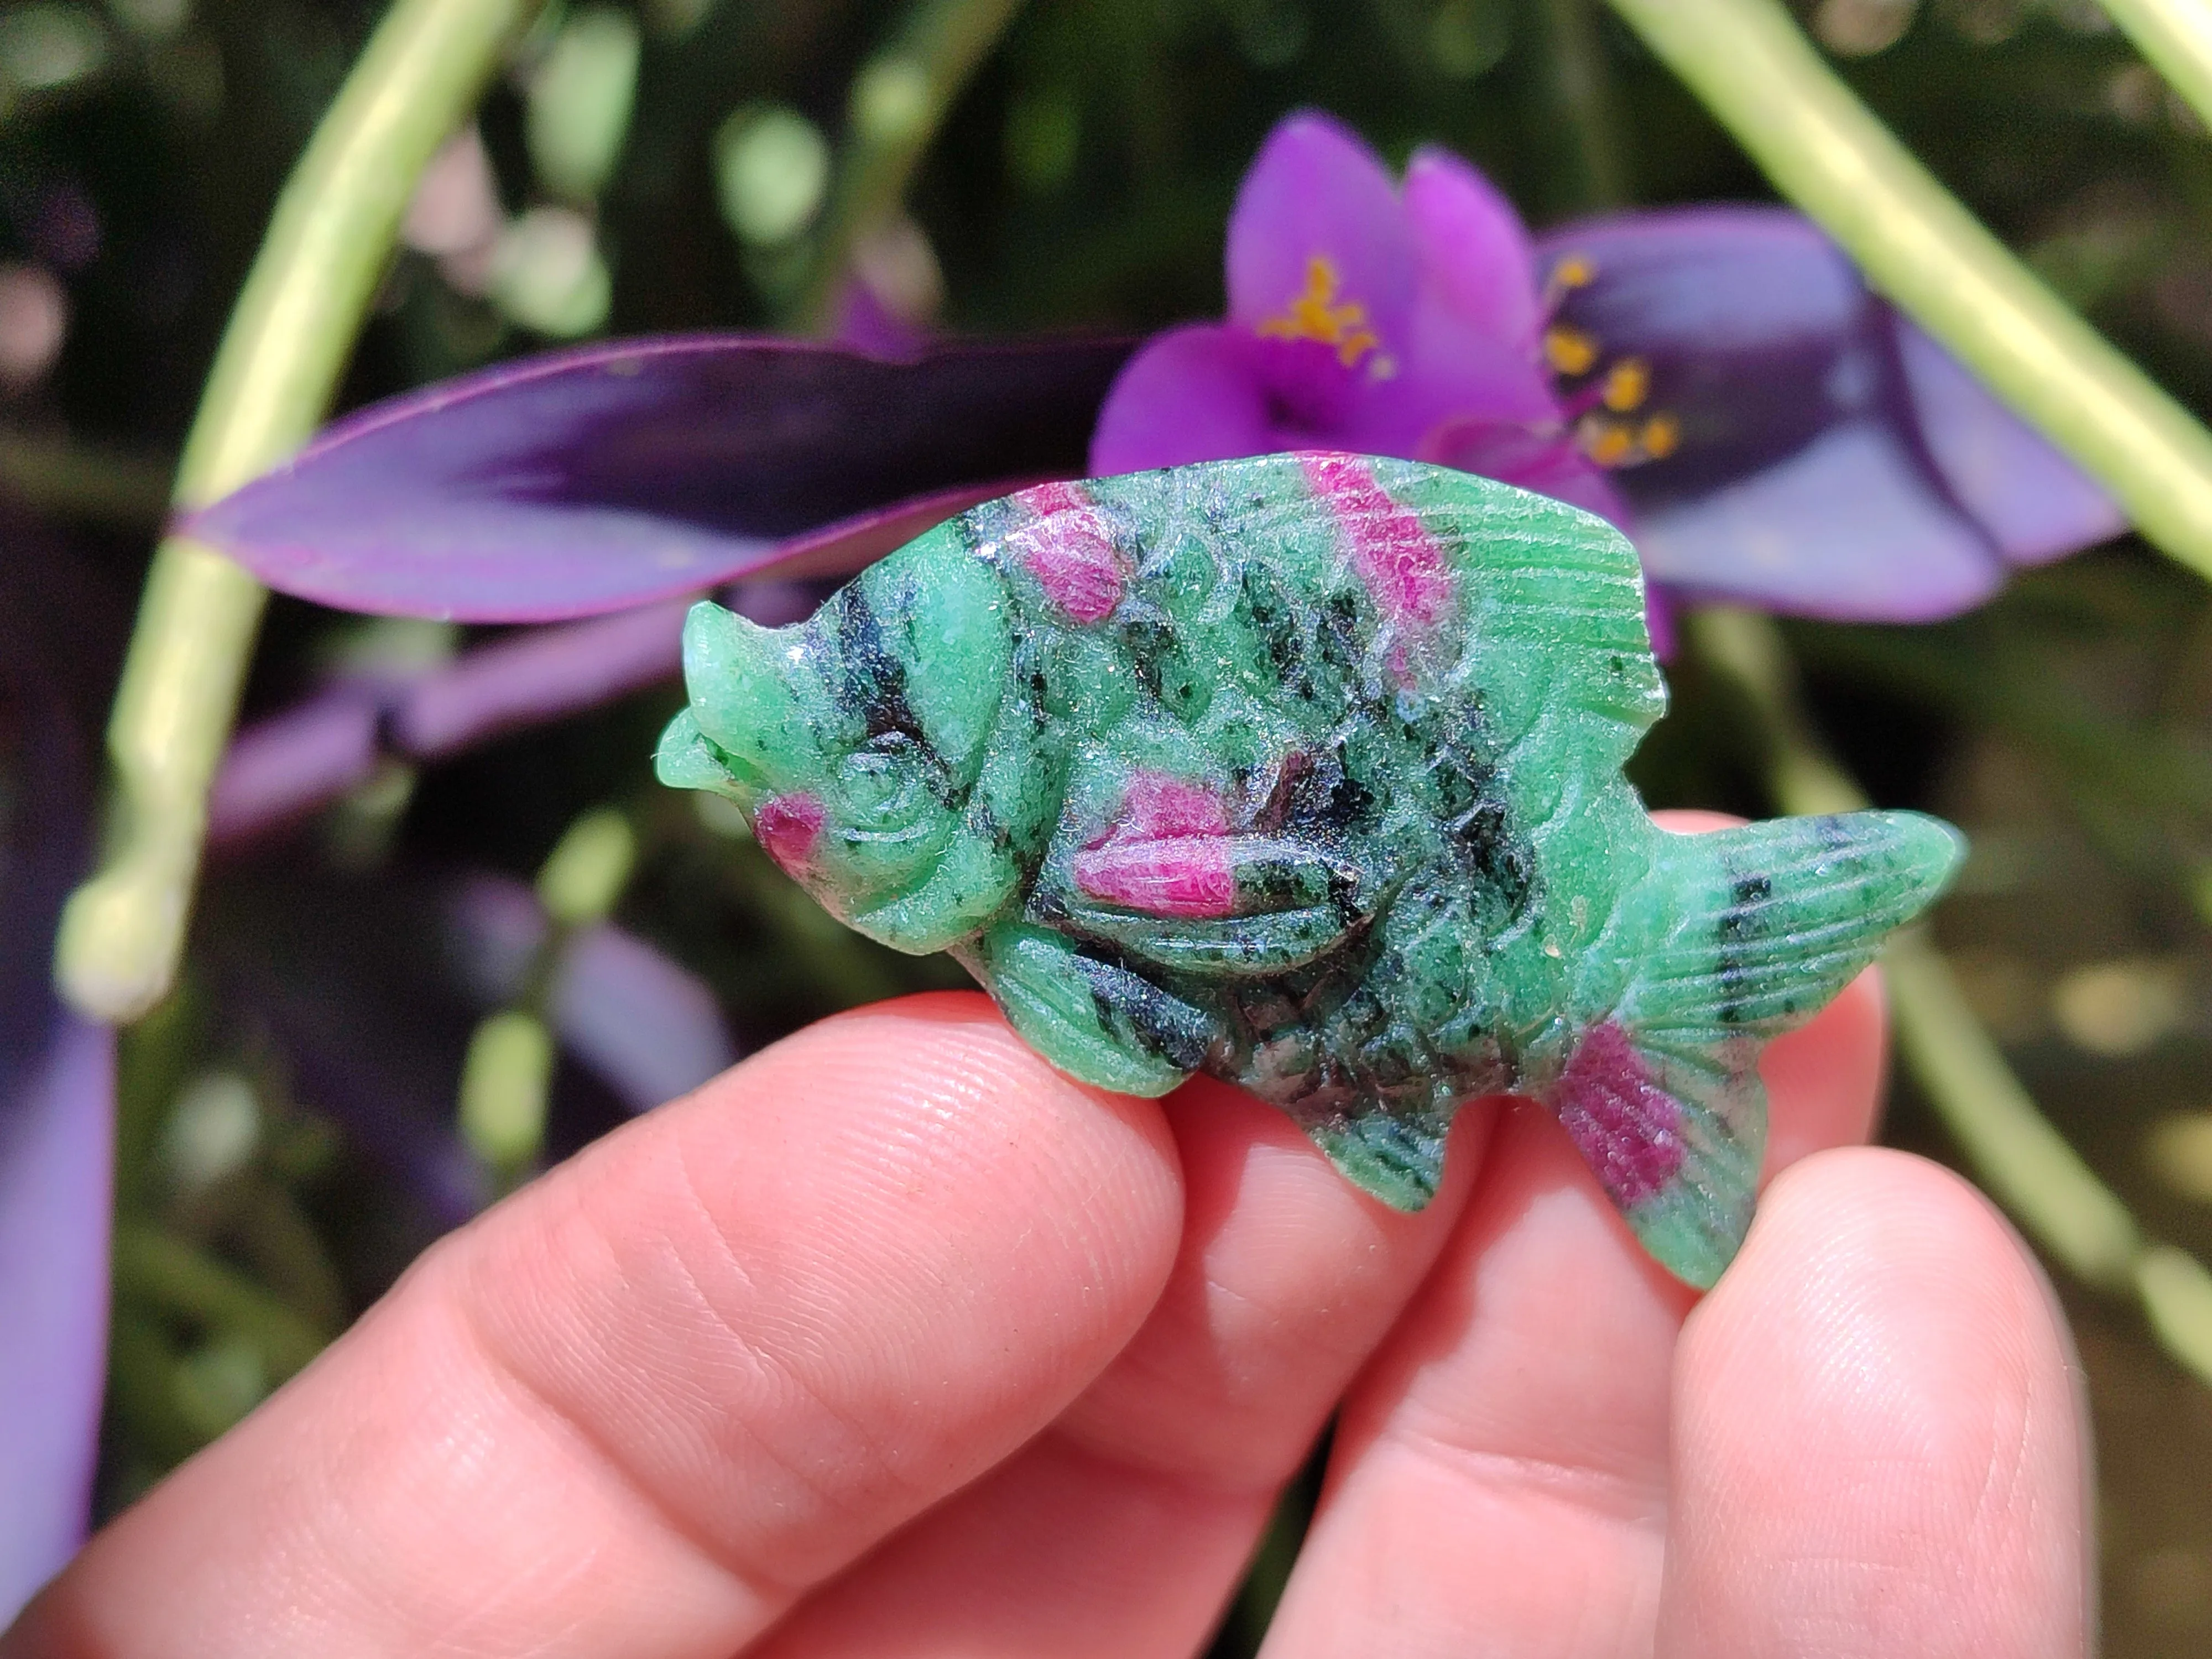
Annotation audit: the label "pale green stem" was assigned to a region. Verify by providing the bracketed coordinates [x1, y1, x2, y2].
[794, 0, 1030, 331]
[1689, 607, 2212, 1387]
[54, 0, 541, 1024]
[2099, 0, 2212, 132]
[1605, 0, 2212, 583]
[1538, 0, 1631, 210]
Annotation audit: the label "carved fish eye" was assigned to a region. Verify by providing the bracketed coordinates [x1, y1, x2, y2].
[834, 734, 937, 838]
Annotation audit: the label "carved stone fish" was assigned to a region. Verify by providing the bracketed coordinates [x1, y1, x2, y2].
[656, 453, 1963, 1286]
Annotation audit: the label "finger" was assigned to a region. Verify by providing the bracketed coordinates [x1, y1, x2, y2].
[1761, 966, 1886, 1178]
[1658, 1149, 2091, 1658]
[750, 1077, 1493, 1658]
[1261, 942, 1888, 1658]
[7, 995, 1183, 1659]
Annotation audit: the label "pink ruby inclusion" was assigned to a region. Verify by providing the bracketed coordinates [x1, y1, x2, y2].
[1073, 841, 1237, 917]
[1073, 771, 1238, 918]
[1554, 1020, 1687, 1208]
[1014, 480, 1123, 623]
[1301, 451, 1454, 629]
[752, 791, 825, 876]
[1114, 772, 1229, 841]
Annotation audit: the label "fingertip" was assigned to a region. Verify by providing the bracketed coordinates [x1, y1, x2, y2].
[1665, 1148, 2090, 1658]
[675, 989, 1185, 1268]
[1053, 1076, 1485, 1487]
[1759, 966, 1888, 1181]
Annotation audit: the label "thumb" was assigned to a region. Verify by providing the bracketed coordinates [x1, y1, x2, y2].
[8, 995, 1182, 1659]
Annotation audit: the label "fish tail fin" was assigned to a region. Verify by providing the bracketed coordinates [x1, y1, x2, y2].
[1551, 811, 1965, 1288]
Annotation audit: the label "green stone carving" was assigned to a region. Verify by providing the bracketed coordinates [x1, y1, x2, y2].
[656, 453, 1964, 1287]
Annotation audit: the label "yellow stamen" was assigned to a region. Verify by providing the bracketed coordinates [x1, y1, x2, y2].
[1256, 255, 1385, 371]
[1641, 413, 1681, 459]
[1551, 254, 1595, 289]
[1544, 324, 1599, 377]
[1603, 357, 1650, 413]
[1583, 418, 1636, 467]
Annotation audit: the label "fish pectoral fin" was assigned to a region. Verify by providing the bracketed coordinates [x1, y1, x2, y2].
[1064, 906, 1357, 977]
[963, 922, 1215, 1098]
[1072, 833, 1365, 920]
[1061, 835, 1371, 975]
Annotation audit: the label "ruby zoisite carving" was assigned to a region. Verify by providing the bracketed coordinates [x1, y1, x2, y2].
[656, 453, 1963, 1286]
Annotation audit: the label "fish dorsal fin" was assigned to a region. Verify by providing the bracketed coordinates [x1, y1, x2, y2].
[1089, 453, 1662, 785]
[1361, 456, 1665, 784]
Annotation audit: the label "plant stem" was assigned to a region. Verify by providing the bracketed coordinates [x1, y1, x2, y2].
[2098, 0, 2212, 133]
[1604, 0, 2212, 584]
[794, 0, 1030, 331]
[1537, 0, 1631, 210]
[53, 0, 542, 1025]
[1687, 606, 2212, 1386]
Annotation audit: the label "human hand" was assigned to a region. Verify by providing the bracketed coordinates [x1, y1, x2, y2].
[5, 817, 2089, 1659]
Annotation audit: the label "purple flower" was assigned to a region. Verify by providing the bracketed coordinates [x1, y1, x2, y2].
[1092, 111, 2125, 624]
[1092, 112, 1623, 525]
[1531, 207, 2123, 618]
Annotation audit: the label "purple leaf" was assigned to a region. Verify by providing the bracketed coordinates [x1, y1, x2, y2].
[183, 334, 1134, 622]
[394, 598, 692, 760]
[207, 584, 824, 851]
[0, 540, 106, 1623]
[0, 1013, 111, 1625]
[206, 687, 385, 846]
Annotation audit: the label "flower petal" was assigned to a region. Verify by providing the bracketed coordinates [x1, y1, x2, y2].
[184, 333, 1134, 622]
[1420, 415, 1626, 523]
[1089, 323, 1277, 473]
[1402, 144, 1541, 345]
[1226, 111, 1416, 428]
[1634, 420, 2007, 619]
[1892, 317, 2126, 566]
[1373, 285, 1565, 456]
[1542, 205, 2125, 615]
[1536, 206, 1872, 496]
